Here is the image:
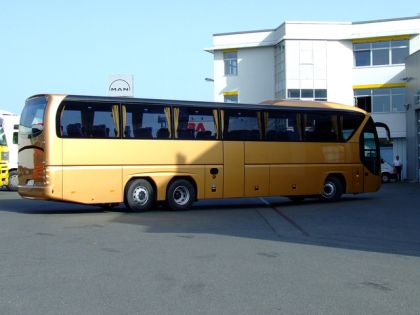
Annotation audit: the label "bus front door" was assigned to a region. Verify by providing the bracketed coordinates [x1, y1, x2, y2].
[360, 118, 381, 192]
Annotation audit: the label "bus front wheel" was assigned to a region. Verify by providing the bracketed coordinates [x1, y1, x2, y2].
[320, 176, 343, 202]
[166, 179, 195, 210]
[125, 179, 154, 211]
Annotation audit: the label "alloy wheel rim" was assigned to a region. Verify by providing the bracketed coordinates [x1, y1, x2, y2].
[173, 186, 190, 206]
[133, 186, 149, 205]
[322, 182, 336, 198]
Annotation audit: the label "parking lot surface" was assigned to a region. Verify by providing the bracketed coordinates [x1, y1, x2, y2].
[1, 183, 420, 315]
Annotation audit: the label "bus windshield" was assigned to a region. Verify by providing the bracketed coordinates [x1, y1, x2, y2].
[20, 96, 48, 138]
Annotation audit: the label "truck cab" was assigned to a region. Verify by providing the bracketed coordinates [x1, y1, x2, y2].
[0, 125, 9, 188]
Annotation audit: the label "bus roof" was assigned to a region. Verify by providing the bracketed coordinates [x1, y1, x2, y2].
[28, 94, 367, 114]
[260, 99, 367, 113]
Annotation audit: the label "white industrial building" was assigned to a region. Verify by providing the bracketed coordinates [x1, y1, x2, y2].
[206, 16, 420, 181]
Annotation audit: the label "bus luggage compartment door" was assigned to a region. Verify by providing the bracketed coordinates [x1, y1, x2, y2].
[223, 141, 244, 198]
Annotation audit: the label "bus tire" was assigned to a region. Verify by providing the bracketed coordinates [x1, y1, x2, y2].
[320, 176, 343, 202]
[124, 179, 154, 212]
[381, 172, 391, 183]
[7, 170, 19, 191]
[166, 179, 195, 210]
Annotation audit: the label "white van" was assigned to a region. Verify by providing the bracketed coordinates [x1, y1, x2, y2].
[381, 159, 396, 183]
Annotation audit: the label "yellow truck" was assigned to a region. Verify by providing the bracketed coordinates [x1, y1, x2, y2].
[0, 125, 9, 188]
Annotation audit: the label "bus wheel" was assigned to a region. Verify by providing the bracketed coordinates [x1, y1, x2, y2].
[320, 176, 343, 202]
[7, 170, 18, 191]
[125, 179, 154, 211]
[166, 179, 195, 210]
[381, 172, 391, 183]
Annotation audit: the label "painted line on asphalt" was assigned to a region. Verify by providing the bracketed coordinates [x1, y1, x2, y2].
[259, 197, 310, 237]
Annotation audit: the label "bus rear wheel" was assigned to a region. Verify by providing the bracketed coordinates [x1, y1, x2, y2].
[320, 176, 343, 202]
[166, 179, 195, 210]
[125, 179, 154, 212]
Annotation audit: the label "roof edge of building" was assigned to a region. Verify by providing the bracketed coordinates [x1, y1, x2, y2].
[212, 16, 420, 38]
[352, 15, 420, 25]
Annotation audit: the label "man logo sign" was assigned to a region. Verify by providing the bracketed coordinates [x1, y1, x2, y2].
[108, 75, 134, 97]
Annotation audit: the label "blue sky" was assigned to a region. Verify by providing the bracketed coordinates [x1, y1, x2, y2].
[0, 0, 417, 114]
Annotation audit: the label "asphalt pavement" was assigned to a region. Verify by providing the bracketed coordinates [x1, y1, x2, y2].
[0, 183, 419, 315]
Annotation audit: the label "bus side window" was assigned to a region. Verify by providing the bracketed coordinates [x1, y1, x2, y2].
[303, 112, 339, 142]
[123, 104, 171, 140]
[59, 102, 119, 139]
[264, 111, 300, 141]
[223, 109, 262, 141]
[341, 112, 365, 141]
[174, 107, 218, 140]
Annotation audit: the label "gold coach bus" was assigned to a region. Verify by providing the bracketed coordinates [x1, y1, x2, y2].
[18, 94, 385, 211]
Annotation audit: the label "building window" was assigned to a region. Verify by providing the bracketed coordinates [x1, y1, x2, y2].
[354, 87, 405, 113]
[224, 93, 238, 103]
[287, 89, 327, 101]
[223, 51, 238, 76]
[353, 39, 409, 67]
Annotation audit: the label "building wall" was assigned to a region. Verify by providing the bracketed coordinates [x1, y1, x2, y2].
[326, 41, 354, 105]
[208, 16, 420, 181]
[213, 47, 275, 103]
[405, 50, 420, 181]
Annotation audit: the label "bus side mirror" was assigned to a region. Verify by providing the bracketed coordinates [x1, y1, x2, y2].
[374, 122, 391, 142]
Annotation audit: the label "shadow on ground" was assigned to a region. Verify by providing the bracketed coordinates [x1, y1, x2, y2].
[1, 183, 419, 257]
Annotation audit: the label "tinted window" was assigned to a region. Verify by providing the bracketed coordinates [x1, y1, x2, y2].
[372, 49, 389, 65]
[13, 132, 18, 145]
[372, 95, 390, 113]
[265, 111, 300, 141]
[123, 104, 171, 139]
[360, 117, 380, 174]
[223, 109, 261, 140]
[303, 112, 339, 142]
[341, 112, 365, 141]
[59, 101, 119, 138]
[392, 46, 409, 64]
[175, 107, 218, 140]
[354, 50, 370, 67]
[20, 96, 48, 138]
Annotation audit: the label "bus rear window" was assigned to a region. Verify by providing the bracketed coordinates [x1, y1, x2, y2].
[20, 96, 48, 138]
